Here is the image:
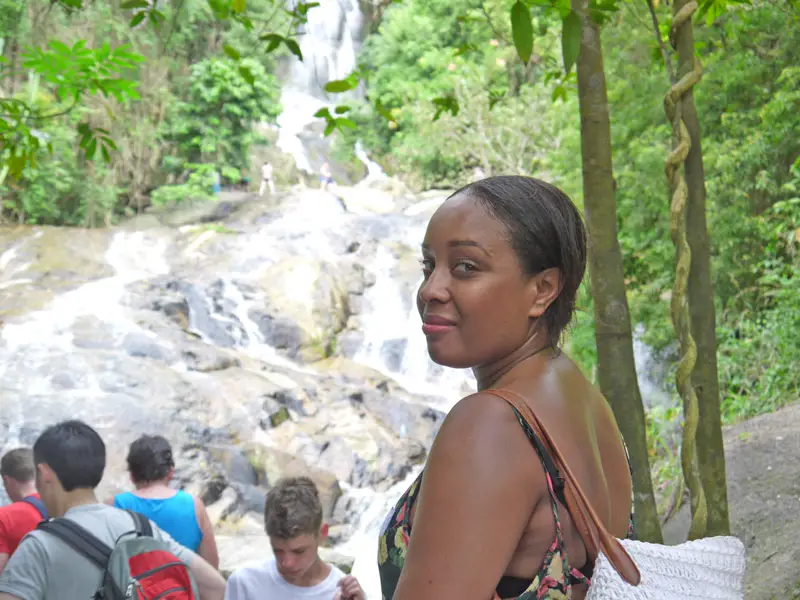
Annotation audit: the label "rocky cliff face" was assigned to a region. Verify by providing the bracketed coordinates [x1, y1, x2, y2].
[0, 185, 470, 593]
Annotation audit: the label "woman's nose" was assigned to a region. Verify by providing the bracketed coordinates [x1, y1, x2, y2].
[417, 269, 450, 305]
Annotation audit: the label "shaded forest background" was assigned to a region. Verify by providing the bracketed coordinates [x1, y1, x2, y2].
[1, 0, 798, 517]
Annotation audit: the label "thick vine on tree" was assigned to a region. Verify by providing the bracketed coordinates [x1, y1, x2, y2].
[648, 0, 718, 539]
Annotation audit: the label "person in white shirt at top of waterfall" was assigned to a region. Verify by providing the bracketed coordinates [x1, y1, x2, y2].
[259, 161, 275, 196]
[225, 477, 365, 600]
[320, 162, 334, 192]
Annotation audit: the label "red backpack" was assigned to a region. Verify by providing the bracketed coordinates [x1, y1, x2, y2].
[38, 510, 199, 600]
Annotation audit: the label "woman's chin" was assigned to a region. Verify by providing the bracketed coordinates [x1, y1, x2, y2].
[426, 343, 474, 370]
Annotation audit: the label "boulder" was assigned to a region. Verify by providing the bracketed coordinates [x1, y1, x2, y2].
[243, 443, 343, 521]
[250, 257, 351, 362]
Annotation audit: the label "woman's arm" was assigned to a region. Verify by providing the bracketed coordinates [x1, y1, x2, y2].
[194, 495, 220, 570]
[393, 393, 546, 600]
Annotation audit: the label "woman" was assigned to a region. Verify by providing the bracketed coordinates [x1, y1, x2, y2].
[109, 435, 219, 569]
[377, 176, 634, 600]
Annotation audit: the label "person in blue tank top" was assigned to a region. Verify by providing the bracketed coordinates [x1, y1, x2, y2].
[108, 435, 219, 569]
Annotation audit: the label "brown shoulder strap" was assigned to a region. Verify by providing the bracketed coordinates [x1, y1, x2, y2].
[485, 388, 641, 586]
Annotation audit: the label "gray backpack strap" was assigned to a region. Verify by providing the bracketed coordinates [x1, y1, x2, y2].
[37, 518, 112, 570]
[126, 510, 153, 538]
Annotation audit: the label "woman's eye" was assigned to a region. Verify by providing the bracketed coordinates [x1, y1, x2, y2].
[453, 262, 477, 274]
[420, 259, 434, 273]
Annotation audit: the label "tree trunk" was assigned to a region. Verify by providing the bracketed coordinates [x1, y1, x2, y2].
[673, 0, 730, 536]
[571, 0, 662, 543]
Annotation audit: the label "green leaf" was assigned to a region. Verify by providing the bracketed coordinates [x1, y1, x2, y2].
[374, 99, 394, 122]
[552, 84, 568, 103]
[334, 105, 350, 114]
[223, 44, 241, 60]
[261, 33, 283, 53]
[336, 117, 357, 129]
[101, 144, 111, 163]
[488, 89, 504, 110]
[120, 0, 149, 8]
[561, 11, 581, 74]
[49, 40, 72, 55]
[510, 1, 534, 65]
[324, 121, 336, 136]
[324, 78, 357, 93]
[238, 65, 255, 85]
[234, 14, 254, 29]
[432, 96, 459, 121]
[284, 39, 302, 60]
[233, 0, 246, 13]
[129, 12, 146, 27]
[314, 107, 332, 119]
[85, 138, 97, 160]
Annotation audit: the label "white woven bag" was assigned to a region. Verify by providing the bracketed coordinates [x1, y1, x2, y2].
[585, 536, 746, 600]
[487, 389, 747, 600]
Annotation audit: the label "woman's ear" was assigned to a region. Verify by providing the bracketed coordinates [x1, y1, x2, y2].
[527, 268, 563, 318]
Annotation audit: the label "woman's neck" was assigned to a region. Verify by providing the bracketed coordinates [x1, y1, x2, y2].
[474, 333, 555, 391]
[133, 479, 174, 497]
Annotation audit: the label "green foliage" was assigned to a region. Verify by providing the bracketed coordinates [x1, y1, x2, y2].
[150, 164, 218, 206]
[0, 0, 294, 224]
[1, 40, 144, 178]
[3, 117, 120, 225]
[161, 57, 280, 169]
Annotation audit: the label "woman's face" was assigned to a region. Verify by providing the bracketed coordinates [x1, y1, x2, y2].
[417, 193, 542, 369]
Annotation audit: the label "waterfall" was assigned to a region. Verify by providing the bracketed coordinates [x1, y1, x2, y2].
[275, 0, 380, 177]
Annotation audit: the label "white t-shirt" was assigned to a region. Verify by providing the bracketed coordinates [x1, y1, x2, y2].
[262, 164, 273, 179]
[225, 558, 345, 600]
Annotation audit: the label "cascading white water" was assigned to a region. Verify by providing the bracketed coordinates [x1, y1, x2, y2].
[275, 0, 389, 182]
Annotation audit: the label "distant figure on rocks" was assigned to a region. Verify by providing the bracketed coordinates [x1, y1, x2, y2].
[0, 448, 48, 574]
[319, 162, 334, 192]
[212, 170, 222, 195]
[225, 476, 364, 600]
[0, 420, 225, 600]
[109, 434, 219, 569]
[259, 161, 275, 196]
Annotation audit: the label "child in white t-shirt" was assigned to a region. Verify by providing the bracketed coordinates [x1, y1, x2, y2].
[225, 477, 364, 600]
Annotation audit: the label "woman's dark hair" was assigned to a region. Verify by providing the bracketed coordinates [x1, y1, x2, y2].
[126, 435, 175, 484]
[451, 175, 588, 344]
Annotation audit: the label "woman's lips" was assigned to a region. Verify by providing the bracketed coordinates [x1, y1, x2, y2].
[422, 315, 456, 335]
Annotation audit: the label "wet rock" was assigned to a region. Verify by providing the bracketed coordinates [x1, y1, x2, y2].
[243, 443, 343, 521]
[180, 340, 241, 372]
[380, 338, 407, 372]
[335, 329, 363, 359]
[71, 315, 117, 350]
[122, 332, 175, 363]
[50, 372, 76, 389]
[152, 293, 190, 330]
[206, 487, 240, 525]
[249, 257, 352, 362]
[248, 309, 306, 358]
[238, 484, 267, 514]
[208, 446, 259, 487]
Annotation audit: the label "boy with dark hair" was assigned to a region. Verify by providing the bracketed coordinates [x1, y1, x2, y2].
[0, 420, 225, 600]
[0, 448, 48, 574]
[225, 476, 364, 600]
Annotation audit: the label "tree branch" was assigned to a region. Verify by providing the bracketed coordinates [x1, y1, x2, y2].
[645, 0, 675, 85]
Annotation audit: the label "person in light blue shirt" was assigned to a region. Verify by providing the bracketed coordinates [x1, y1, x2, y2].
[109, 434, 219, 569]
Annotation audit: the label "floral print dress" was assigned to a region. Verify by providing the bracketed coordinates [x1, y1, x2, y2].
[377, 405, 636, 600]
